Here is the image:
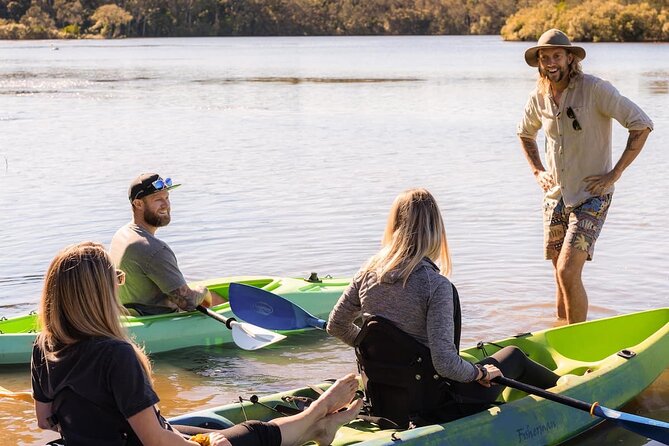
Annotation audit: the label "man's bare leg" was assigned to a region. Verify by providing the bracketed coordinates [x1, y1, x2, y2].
[552, 257, 566, 320]
[555, 246, 589, 324]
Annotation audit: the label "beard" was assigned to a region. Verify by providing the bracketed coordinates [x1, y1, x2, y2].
[540, 65, 568, 83]
[144, 207, 171, 227]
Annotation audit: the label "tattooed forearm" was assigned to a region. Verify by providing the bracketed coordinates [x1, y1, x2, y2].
[624, 129, 650, 153]
[167, 284, 206, 311]
[612, 128, 651, 176]
[520, 137, 545, 173]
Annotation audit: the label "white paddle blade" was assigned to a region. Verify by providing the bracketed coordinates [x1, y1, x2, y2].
[231, 321, 287, 350]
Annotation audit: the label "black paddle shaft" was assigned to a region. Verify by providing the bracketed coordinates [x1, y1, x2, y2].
[495, 376, 593, 413]
[196, 305, 237, 330]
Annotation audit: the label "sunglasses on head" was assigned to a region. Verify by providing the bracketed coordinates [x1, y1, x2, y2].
[151, 177, 173, 190]
[133, 177, 173, 200]
[566, 107, 582, 131]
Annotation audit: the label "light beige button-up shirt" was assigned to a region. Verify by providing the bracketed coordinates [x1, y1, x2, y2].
[517, 73, 653, 207]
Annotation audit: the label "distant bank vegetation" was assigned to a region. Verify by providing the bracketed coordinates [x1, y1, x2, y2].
[503, 0, 669, 42]
[0, 0, 667, 40]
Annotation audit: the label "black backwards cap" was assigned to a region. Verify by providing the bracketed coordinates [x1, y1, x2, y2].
[128, 173, 181, 201]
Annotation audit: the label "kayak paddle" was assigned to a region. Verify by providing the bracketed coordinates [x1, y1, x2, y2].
[495, 376, 669, 443]
[0, 385, 32, 402]
[228, 283, 327, 330]
[195, 305, 286, 350]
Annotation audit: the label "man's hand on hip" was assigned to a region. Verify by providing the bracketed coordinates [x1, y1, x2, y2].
[583, 170, 619, 196]
[535, 170, 556, 192]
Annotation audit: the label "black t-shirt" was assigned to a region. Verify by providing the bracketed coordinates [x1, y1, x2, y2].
[31, 337, 159, 446]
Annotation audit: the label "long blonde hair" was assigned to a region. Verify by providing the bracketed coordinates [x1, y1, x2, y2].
[537, 53, 583, 95]
[37, 242, 152, 379]
[363, 188, 452, 284]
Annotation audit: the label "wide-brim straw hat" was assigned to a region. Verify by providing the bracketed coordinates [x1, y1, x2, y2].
[524, 29, 586, 67]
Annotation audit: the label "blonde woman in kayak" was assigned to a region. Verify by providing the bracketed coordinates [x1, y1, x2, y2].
[32, 241, 362, 446]
[327, 188, 559, 420]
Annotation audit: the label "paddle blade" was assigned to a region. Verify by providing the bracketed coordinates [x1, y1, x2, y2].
[230, 321, 287, 351]
[595, 406, 669, 444]
[229, 283, 327, 330]
[496, 376, 669, 444]
[0, 386, 32, 402]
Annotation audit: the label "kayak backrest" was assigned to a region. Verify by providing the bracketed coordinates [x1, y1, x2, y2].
[354, 315, 458, 428]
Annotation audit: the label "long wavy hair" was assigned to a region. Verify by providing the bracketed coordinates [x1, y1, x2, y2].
[537, 52, 583, 95]
[37, 242, 152, 379]
[363, 188, 452, 285]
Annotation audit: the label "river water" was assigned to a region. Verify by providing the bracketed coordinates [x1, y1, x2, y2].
[0, 36, 667, 445]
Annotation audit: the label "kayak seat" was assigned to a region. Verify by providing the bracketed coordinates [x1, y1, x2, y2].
[354, 315, 461, 429]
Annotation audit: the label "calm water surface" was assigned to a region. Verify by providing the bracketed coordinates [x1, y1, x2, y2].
[0, 36, 667, 445]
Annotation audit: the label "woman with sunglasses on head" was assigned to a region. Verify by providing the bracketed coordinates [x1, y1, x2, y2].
[327, 188, 559, 421]
[32, 242, 362, 446]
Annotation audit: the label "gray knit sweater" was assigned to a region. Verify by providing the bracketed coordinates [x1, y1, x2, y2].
[327, 258, 479, 383]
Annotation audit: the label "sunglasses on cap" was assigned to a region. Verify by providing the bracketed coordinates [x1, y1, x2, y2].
[132, 177, 175, 200]
[151, 177, 173, 190]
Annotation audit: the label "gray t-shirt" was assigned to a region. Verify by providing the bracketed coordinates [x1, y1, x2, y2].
[110, 223, 186, 314]
[327, 258, 478, 383]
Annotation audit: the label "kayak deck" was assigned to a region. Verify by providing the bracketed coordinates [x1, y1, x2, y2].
[0, 275, 349, 365]
[169, 308, 669, 446]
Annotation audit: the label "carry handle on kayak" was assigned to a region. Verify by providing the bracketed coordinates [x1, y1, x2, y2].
[495, 376, 669, 443]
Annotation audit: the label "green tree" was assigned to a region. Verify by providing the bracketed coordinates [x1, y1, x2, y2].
[90, 3, 131, 37]
[3, 0, 31, 21]
[501, 0, 667, 41]
[54, 0, 82, 27]
[19, 3, 55, 36]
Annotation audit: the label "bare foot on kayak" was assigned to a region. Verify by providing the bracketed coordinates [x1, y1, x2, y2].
[313, 399, 363, 445]
[312, 373, 359, 416]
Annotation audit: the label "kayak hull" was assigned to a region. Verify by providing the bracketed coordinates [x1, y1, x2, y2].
[169, 308, 669, 445]
[0, 275, 349, 365]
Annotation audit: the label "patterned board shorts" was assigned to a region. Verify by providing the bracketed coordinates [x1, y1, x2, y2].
[543, 194, 613, 261]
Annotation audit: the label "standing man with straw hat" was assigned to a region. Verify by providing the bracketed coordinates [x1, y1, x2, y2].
[517, 29, 653, 324]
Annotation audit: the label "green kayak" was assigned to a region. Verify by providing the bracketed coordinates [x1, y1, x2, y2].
[169, 308, 669, 445]
[0, 275, 349, 365]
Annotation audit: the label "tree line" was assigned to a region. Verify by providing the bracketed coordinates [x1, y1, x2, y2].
[0, 0, 667, 40]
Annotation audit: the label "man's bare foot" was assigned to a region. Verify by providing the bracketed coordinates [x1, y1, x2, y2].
[313, 399, 363, 445]
[312, 373, 359, 416]
[552, 318, 568, 328]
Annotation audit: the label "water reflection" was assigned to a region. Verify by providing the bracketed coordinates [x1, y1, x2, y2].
[641, 70, 669, 94]
[196, 77, 424, 84]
